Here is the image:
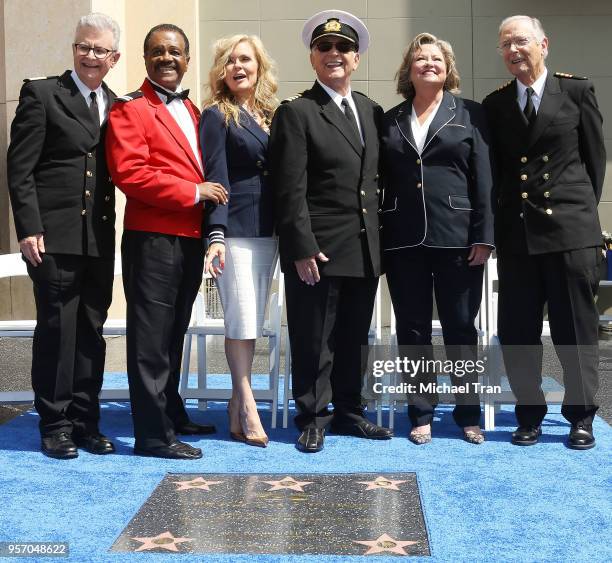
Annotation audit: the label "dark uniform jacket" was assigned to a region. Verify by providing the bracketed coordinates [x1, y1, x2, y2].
[381, 92, 494, 250]
[269, 81, 383, 277]
[200, 105, 274, 238]
[7, 70, 116, 257]
[482, 72, 605, 255]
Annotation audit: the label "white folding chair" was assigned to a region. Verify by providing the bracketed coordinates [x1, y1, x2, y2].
[179, 259, 283, 428]
[0, 252, 129, 403]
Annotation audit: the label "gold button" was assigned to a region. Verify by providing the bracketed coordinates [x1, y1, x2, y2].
[376, 189, 380, 195]
[379, 225, 383, 230]
[362, 208, 367, 214]
[87, 152, 93, 158]
[360, 190, 366, 196]
[416, 159, 421, 165]
[360, 228, 366, 233]
[86, 170, 93, 177]
[102, 215, 108, 221]
[520, 156, 527, 163]
[108, 176, 112, 182]
[544, 191, 550, 198]
[542, 155, 549, 162]
[256, 160, 263, 168]
[81, 209, 86, 216]
[543, 173, 550, 180]
[546, 209, 553, 215]
[85, 190, 91, 197]
[374, 174, 379, 180]
[263, 170, 269, 176]
[519, 212, 524, 219]
[416, 182, 422, 188]
[105, 195, 110, 202]
[521, 192, 528, 199]
[520, 174, 528, 181]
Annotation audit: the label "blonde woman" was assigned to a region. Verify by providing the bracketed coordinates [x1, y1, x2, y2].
[200, 35, 278, 447]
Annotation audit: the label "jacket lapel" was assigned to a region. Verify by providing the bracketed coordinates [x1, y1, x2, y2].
[239, 109, 268, 149]
[394, 100, 418, 154]
[54, 70, 99, 140]
[422, 91, 456, 151]
[314, 82, 363, 156]
[528, 73, 563, 148]
[141, 80, 202, 174]
[101, 81, 115, 125]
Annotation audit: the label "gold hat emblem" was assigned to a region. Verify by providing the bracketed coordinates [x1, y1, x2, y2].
[323, 19, 342, 32]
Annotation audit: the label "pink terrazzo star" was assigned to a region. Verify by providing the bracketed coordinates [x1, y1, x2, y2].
[173, 477, 224, 491]
[354, 533, 418, 555]
[262, 476, 314, 492]
[131, 531, 193, 552]
[356, 475, 408, 490]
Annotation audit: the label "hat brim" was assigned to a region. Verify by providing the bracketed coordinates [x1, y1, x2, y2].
[302, 9, 370, 54]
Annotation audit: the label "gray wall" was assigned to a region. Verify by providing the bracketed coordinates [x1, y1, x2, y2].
[199, 0, 612, 228]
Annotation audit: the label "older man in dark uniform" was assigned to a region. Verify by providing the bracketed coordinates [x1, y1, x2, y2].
[483, 15, 606, 449]
[7, 14, 120, 458]
[270, 10, 392, 452]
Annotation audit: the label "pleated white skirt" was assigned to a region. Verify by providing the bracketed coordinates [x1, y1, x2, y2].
[214, 237, 278, 339]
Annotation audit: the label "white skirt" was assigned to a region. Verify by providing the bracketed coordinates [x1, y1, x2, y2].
[214, 237, 278, 340]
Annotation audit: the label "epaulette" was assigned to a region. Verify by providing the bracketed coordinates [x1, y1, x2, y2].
[281, 93, 303, 104]
[554, 72, 587, 80]
[23, 76, 58, 83]
[496, 80, 513, 91]
[115, 90, 144, 102]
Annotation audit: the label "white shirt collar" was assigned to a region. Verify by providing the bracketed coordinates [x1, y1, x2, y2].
[317, 79, 352, 107]
[517, 68, 547, 102]
[70, 69, 104, 101]
[147, 78, 184, 103]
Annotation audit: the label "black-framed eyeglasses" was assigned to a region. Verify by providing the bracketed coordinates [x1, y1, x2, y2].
[73, 43, 115, 59]
[314, 41, 357, 54]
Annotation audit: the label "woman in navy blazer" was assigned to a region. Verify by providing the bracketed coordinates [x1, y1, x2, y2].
[200, 34, 278, 447]
[381, 33, 494, 445]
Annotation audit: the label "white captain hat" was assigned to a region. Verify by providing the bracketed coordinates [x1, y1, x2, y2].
[301, 9, 370, 54]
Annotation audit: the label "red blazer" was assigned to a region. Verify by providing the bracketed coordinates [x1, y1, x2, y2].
[106, 79, 204, 238]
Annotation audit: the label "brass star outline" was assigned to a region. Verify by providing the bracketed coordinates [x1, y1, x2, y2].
[354, 533, 418, 555]
[131, 531, 193, 552]
[356, 475, 408, 491]
[173, 477, 224, 491]
[262, 476, 314, 492]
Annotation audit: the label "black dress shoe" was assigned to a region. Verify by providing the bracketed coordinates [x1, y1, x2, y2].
[567, 423, 595, 450]
[73, 433, 115, 455]
[511, 425, 542, 446]
[331, 418, 393, 440]
[133, 440, 203, 459]
[296, 428, 325, 453]
[41, 432, 78, 459]
[175, 421, 216, 435]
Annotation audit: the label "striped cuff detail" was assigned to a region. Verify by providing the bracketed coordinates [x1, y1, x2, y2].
[208, 229, 225, 245]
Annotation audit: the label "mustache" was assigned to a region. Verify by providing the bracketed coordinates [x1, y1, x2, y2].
[155, 62, 176, 70]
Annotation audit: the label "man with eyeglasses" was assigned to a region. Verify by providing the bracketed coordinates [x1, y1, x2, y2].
[269, 10, 392, 453]
[483, 15, 606, 449]
[7, 13, 120, 459]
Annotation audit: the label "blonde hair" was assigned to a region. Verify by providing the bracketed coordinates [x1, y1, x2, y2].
[203, 34, 278, 127]
[395, 32, 461, 99]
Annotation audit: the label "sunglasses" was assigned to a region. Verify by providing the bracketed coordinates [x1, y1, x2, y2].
[314, 41, 357, 53]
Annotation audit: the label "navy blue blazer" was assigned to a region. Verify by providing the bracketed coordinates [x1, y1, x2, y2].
[199, 105, 274, 237]
[381, 91, 494, 250]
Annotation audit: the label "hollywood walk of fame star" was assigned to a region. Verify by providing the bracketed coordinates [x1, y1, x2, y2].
[262, 476, 314, 492]
[173, 477, 224, 491]
[131, 531, 193, 552]
[354, 533, 418, 555]
[356, 475, 408, 491]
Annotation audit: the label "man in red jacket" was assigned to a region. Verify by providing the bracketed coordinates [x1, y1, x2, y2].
[106, 24, 227, 459]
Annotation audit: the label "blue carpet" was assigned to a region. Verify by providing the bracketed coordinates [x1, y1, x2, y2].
[0, 376, 610, 562]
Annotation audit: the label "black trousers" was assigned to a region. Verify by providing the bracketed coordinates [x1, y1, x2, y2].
[497, 248, 600, 427]
[27, 253, 113, 436]
[284, 268, 378, 430]
[385, 246, 483, 428]
[121, 230, 204, 448]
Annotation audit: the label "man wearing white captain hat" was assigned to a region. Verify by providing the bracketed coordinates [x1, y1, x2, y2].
[270, 10, 392, 452]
